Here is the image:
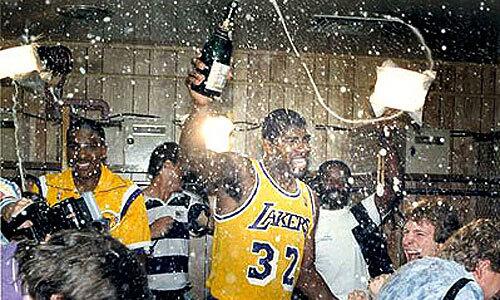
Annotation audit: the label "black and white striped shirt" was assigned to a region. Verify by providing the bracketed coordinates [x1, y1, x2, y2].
[145, 191, 207, 292]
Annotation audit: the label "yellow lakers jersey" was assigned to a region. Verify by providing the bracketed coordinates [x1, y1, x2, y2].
[207, 159, 315, 300]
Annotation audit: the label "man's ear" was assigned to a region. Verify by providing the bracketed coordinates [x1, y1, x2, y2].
[262, 139, 275, 155]
[473, 259, 492, 280]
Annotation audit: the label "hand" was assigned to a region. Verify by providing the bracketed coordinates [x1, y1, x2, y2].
[185, 58, 212, 107]
[150, 216, 175, 239]
[348, 290, 370, 300]
[1, 198, 33, 222]
[369, 274, 391, 297]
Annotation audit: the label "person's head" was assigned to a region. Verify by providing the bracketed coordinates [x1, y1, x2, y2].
[147, 142, 181, 193]
[12, 174, 41, 196]
[66, 118, 107, 180]
[316, 160, 353, 209]
[261, 109, 311, 178]
[402, 197, 461, 262]
[440, 219, 500, 299]
[15, 229, 152, 300]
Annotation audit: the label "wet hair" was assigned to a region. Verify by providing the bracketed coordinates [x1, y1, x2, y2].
[66, 117, 106, 144]
[261, 109, 306, 142]
[15, 229, 152, 300]
[440, 218, 499, 273]
[406, 197, 461, 243]
[37, 45, 73, 76]
[318, 160, 352, 180]
[147, 142, 179, 179]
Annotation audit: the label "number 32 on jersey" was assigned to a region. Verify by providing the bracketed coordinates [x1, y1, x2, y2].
[247, 240, 300, 291]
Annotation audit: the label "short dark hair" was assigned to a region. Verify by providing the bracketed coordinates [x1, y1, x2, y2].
[406, 197, 461, 243]
[37, 45, 73, 76]
[262, 109, 306, 142]
[318, 160, 352, 179]
[66, 117, 106, 144]
[147, 142, 179, 179]
[440, 218, 499, 273]
[15, 229, 152, 300]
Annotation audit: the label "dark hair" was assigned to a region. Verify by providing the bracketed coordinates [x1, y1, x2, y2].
[406, 197, 461, 243]
[37, 45, 73, 76]
[66, 117, 106, 144]
[147, 142, 179, 179]
[15, 229, 152, 300]
[261, 109, 307, 142]
[318, 160, 352, 179]
[440, 218, 499, 273]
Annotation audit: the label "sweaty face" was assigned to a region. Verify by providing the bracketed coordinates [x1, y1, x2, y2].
[158, 162, 182, 193]
[479, 266, 500, 300]
[318, 166, 352, 209]
[269, 127, 311, 178]
[402, 219, 439, 262]
[67, 129, 106, 180]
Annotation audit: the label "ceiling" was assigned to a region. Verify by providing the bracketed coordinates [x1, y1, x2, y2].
[1, 0, 498, 63]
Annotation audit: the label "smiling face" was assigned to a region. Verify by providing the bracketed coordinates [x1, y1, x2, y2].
[264, 127, 311, 178]
[67, 128, 107, 181]
[157, 161, 182, 194]
[402, 219, 439, 262]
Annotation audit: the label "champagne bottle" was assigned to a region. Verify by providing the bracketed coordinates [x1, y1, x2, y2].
[192, 0, 238, 99]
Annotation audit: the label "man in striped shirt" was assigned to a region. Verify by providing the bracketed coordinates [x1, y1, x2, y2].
[144, 142, 210, 300]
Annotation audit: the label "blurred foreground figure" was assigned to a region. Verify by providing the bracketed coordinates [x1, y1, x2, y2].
[366, 196, 462, 299]
[143, 142, 210, 300]
[311, 160, 395, 300]
[181, 59, 334, 299]
[15, 229, 152, 300]
[0, 177, 26, 300]
[378, 219, 500, 300]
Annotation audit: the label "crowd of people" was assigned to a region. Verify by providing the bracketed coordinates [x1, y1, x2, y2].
[0, 56, 499, 300]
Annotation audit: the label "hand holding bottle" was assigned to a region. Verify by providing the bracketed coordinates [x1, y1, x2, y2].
[186, 57, 233, 107]
[190, 0, 238, 99]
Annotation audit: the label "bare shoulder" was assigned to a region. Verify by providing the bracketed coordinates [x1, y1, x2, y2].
[213, 152, 257, 215]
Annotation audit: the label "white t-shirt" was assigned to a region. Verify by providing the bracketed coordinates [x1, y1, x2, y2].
[315, 194, 381, 300]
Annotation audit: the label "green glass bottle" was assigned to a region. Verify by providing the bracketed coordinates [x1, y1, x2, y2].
[192, 0, 238, 99]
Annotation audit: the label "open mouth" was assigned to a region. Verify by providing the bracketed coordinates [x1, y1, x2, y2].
[291, 158, 307, 169]
[76, 162, 91, 168]
[404, 249, 422, 261]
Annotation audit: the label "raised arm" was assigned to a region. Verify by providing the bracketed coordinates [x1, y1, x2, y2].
[374, 129, 403, 218]
[179, 59, 255, 214]
[296, 193, 337, 300]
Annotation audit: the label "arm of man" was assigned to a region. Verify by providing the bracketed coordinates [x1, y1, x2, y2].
[149, 216, 175, 239]
[374, 136, 403, 218]
[296, 193, 337, 300]
[179, 59, 255, 214]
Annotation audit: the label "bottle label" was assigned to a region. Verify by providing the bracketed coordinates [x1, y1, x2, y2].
[205, 61, 230, 93]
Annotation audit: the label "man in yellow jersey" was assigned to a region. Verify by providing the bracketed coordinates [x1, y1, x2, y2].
[38, 117, 151, 252]
[181, 59, 336, 300]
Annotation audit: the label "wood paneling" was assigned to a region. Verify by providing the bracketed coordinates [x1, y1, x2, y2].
[149, 78, 176, 140]
[246, 83, 269, 158]
[102, 77, 134, 115]
[1, 42, 498, 190]
[150, 49, 176, 76]
[133, 49, 151, 75]
[103, 48, 134, 74]
[132, 78, 150, 115]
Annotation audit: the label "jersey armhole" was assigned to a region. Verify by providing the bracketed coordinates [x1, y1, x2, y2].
[213, 160, 260, 222]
